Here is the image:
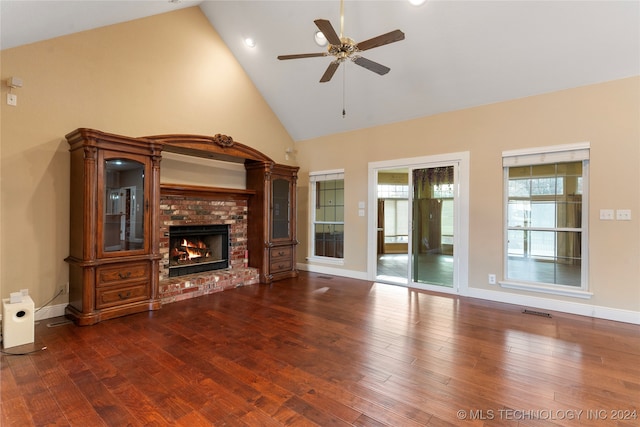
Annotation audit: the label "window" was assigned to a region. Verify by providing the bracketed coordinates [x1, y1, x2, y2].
[378, 184, 409, 244]
[502, 144, 589, 295]
[310, 171, 344, 260]
[383, 199, 408, 243]
[378, 184, 409, 199]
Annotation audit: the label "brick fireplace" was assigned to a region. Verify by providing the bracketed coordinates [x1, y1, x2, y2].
[168, 224, 230, 277]
[158, 184, 260, 304]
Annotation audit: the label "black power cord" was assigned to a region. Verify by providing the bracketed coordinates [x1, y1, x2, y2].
[35, 288, 64, 314]
[0, 346, 47, 356]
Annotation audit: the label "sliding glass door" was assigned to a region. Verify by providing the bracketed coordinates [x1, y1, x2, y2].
[375, 169, 410, 283]
[369, 153, 468, 293]
[411, 166, 455, 287]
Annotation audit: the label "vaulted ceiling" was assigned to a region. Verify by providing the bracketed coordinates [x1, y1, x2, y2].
[2, 1, 639, 142]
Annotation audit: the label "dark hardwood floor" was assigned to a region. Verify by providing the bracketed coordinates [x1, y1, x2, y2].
[2, 272, 639, 426]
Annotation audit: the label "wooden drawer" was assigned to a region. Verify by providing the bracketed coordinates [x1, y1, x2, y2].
[96, 262, 149, 286]
[96, 282, 150, 309]
[270, 246, 292, 260]
[270, 245, 293, 273]
[270, 258, 292, 274]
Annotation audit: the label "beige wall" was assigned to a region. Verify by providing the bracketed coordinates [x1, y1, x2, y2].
[295, 77, 640, 314]
[0, 7, 294, 309]
[1, 6, 637, 320]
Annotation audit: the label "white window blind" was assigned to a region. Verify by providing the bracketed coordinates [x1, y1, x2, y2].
[310, 170, 344, 183]
[503, 143, 589, 167]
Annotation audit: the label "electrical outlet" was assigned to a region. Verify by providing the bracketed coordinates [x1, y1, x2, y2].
[488, 274, 497, 285]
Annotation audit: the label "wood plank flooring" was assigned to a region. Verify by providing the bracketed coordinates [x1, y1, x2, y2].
[2, 272, 639, 426]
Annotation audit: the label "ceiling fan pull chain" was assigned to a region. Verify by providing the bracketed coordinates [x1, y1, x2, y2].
[342, 63, 347, 118]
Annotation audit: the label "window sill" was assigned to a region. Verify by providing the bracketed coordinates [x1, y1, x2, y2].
[306, 256, 344, 266]
[499, 281, 593, 299]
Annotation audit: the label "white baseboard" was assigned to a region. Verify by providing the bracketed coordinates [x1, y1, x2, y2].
[464, 287, 640, 325]
[34, 303, 67, 321]
[297, 263, 640, 325]
[297, 263, 368, 281]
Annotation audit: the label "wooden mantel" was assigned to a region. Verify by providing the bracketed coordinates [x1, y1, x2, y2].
[144, 133, 274, 165]
[160, 183, 255, 200]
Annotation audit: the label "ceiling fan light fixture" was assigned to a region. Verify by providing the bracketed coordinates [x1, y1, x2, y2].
[314, 31, 328, 47]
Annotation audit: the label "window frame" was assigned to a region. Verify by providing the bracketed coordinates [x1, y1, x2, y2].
[308, 169, 345, 264]
[501, 143, 592, 299]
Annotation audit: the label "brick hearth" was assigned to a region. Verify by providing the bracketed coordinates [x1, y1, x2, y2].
[158, 185, 260, 304]
[159, 267, 259, 304]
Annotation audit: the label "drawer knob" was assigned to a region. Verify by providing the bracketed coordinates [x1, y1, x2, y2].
[118, 271, 132, 280]
[118, 291, 132, 300]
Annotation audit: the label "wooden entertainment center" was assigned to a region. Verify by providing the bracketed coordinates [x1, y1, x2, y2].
[65, 128, 298, 325]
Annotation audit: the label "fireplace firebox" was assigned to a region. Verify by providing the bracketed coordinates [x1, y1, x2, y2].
[168, 224, 229, 277]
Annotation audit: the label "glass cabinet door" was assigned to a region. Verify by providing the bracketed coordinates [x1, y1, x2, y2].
[272, 178, 291, 240]
[103, 157, 145, 253]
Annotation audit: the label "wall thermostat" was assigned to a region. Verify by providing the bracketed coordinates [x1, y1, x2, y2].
[7, 77, 23, 88]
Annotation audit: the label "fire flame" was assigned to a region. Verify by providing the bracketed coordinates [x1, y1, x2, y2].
[181, 238, 210, 260]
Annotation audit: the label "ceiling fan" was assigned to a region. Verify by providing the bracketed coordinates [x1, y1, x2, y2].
[277, 0, 405, 83]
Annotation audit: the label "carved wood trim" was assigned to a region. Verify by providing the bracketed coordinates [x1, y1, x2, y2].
[144, 134, 274, 165]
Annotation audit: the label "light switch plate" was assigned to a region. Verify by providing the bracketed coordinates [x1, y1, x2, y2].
[599, 209, 614, 220]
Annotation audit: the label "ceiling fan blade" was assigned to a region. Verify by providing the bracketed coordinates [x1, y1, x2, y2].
[314, 19, 342, 46]
[356, 29, 405, 52]
[277, 53, 327, 60]
[353, 57, 390, 76]
[320, 61, 341, 83]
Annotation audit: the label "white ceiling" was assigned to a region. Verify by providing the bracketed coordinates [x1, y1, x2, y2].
[2, 1, 639, 142]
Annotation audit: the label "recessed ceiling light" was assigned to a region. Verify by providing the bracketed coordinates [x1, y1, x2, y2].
[314, 31, 328, 47]
[408, 0, 426, 6]
[244, 37, 256, 48]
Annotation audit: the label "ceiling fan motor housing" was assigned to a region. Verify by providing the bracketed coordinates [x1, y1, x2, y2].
[329, 37, 358, 61]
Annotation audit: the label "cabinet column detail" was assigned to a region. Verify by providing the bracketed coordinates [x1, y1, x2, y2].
[65, 128, 161, 325]
[246, 162, 299, 283]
